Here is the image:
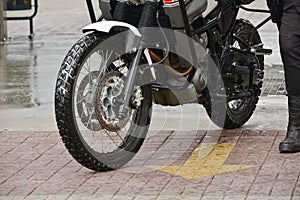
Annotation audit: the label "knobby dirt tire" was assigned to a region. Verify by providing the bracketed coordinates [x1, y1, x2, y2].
[55, 32, 152, 171]
[205, 19, 264, 129]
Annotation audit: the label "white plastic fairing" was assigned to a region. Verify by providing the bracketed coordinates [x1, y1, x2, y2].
[82, 21, 142, 37]
[202, 0, 218, 17]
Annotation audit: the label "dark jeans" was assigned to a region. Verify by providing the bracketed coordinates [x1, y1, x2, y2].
[279, 0, 300, 96]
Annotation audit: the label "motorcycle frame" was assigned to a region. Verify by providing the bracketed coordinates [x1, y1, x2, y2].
[85, 0, 271, 33]
[84, 0, 272, 104]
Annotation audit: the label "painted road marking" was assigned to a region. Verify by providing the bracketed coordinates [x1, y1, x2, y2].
[149, 142, 257, 179]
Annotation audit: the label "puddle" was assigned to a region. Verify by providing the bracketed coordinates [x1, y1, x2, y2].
[0, 43, 38, 108]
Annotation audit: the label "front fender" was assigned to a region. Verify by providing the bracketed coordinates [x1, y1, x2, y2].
[82, 21, 141, 37]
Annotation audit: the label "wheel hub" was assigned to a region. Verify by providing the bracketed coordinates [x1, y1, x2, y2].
[95, 71, 132, 132]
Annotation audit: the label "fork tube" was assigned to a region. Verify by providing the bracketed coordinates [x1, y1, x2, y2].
[118, 1, 158, 117]
[86, 0, 96, 23]
[138, 1, 158, 28]
[178, 0, 192, 37]
[118, 49, 144, 118]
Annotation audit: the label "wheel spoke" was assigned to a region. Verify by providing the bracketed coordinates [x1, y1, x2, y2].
[102, 129, 122, 148]
[76, 94, 89, 105]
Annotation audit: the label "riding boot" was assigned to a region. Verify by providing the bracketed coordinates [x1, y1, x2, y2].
[279, 95, 300, 153]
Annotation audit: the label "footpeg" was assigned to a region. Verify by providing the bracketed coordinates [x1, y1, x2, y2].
[251, 48, 272, 55]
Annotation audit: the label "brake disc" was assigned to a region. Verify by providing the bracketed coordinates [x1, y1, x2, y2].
[95, 71, 132, 132]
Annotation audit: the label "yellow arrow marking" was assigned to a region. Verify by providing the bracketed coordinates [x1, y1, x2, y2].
[149, 142, 257, 179]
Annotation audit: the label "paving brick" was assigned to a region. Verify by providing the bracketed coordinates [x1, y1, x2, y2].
[44, 195, 69, 200]
[133, 196, 158, 200]
[159, 177, 187, 196]
[0, 132, 32, 144]
[201, 196, 223, 200]
[270, 180, 295, 196]
[223, 196, 247, 200]
[157, 195, 200, 200]
[0, 196, 27, 200]
[136, 173, 172, 196]
[181, 178, 209, 196]
[0, 182, 16, 196]
[248, 181, 274, 196]
[72, 172, 114, 196]
[292, 179, 300, 196]
[8, 180, 44, 196]
[24, 196, 48, 200]
[246, 196, 292, 200]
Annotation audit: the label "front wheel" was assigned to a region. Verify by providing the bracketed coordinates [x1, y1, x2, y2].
[55, 32, 152, 171]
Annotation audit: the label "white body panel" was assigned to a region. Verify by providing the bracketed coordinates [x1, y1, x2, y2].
[202, 0, 218, 17]
[82, 21, 142, 37]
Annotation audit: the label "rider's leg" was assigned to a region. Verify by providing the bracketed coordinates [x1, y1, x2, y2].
[279, 2, 300, 153]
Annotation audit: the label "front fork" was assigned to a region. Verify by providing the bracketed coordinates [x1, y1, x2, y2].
[117, 48, 144, 118]
[117, 0, 158, 117]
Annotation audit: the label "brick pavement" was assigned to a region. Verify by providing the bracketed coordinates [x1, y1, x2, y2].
[0, 130, 299, 200]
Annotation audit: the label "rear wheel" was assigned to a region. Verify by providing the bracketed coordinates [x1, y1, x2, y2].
[55, 32, 152, 171]
[205, 19, 264, 129]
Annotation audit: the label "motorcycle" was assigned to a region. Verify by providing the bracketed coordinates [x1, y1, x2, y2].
[55, 0, 272, 171]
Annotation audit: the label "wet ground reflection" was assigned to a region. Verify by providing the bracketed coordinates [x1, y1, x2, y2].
[0, 43, 38, 108]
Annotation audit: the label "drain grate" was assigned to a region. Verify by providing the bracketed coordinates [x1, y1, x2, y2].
[261, 64, 286, 96]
